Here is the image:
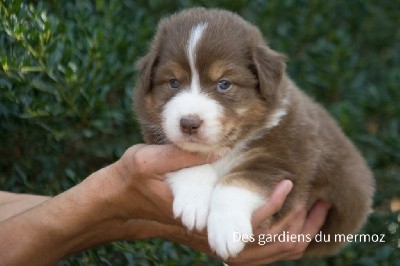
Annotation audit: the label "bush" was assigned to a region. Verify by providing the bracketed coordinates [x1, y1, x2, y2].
[1, 0, 399, 265]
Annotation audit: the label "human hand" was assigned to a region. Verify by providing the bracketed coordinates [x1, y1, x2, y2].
[82, 144, 213, 225]
[111, 180, 294, 247]
[0, 144, 328, 266]
[132, 180, 330, 265]
[227, 199, 330, 265]
[82, 144, 329, 264]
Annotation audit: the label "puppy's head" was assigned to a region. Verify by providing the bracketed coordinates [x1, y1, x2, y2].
[134, 8, 287, 154]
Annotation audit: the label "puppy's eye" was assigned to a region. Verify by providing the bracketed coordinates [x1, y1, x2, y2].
[217, 80, 231, 92]
[169, 79, 179, 89]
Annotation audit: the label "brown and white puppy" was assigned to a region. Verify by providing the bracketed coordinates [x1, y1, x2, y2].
[134, 8, 375, 260]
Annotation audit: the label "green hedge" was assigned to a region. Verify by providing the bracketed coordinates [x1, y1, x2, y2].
[1, 0, 399, 265]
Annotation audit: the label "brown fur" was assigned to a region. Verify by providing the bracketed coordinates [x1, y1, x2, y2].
[134, 8, 375, 257]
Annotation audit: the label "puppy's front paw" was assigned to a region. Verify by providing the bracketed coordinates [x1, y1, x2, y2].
[167, 164, 217, 231]
[207, 186, 265, 260]
[208, 209, 251, 259]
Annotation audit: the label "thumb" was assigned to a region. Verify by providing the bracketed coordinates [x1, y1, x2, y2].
[128, 144, 214, 176]
[251, 180, 293, 227]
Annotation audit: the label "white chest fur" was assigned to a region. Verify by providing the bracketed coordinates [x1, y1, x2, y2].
[211, 147, 245, 178]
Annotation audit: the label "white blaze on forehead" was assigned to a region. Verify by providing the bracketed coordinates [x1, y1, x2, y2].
[187, 23, 208, 93]
[160, 22, 224, 153]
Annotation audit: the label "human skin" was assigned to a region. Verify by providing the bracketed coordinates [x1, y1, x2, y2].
[0, 144, 329, 265]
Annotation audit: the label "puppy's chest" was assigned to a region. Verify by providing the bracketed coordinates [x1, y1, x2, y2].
[210, 148, 246, 179]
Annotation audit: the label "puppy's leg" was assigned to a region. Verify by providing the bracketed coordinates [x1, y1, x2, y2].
[166, 164, 217, 231]
[207, 183, 265, 259]
[207, 165, 294, 260]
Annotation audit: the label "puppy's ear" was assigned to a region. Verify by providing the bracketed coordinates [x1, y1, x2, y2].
[136, 51, 159, 94]
[252, 45, 286, 97]
[134, 50, 160, 144]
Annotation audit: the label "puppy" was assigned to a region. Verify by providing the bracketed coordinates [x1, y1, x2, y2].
[134, 8, 375, 260]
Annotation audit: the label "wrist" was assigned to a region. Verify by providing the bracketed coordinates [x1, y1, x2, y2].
[81, 161, 138, 222]
[57, 178, 123, 256]
[34, 165, 126, 261]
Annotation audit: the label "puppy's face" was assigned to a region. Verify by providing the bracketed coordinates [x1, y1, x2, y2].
[135, 8, 286, 154]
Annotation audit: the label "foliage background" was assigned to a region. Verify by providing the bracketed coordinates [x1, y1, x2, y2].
[1, 0, 399, 265]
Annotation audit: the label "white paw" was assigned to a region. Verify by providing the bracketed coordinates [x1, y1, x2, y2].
[207, 186, 265, 260]
[208, 208, 251, 259]
[166, 164, 217, 231]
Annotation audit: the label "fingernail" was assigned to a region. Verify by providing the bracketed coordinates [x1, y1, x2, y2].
[282, 180, 293, 191]
[315, 200, 332, 210]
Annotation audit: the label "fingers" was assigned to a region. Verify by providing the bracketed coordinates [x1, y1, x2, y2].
[262, 206, 305, 236]
[128, 144, 214, 176]
[232, 201, 330, 265]
[302, 200, 331, 237]
[251, 180, 293, 227]
[283, 201, 331, 261]
[237, 208, 306, 264]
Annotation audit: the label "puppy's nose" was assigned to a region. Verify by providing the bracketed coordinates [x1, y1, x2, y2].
[180, 115, 203, 135]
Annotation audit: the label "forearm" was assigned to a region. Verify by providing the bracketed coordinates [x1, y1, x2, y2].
[0, 166, 124, 265]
